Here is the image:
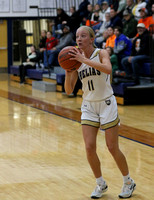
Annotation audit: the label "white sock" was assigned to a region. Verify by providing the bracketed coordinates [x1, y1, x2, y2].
[96, 176, 105, 186]
[123, 174, 131, 184]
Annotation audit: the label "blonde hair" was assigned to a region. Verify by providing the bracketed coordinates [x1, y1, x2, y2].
[79, 26, 96, 47]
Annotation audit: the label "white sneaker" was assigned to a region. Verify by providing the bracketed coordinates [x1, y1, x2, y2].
[119, 179, 136, 198]
[91, 183, 108, 199]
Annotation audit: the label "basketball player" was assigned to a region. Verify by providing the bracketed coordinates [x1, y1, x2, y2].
[64, 26, 136, 199]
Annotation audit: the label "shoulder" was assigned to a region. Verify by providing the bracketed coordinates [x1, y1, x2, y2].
[99, 49, 110, 59]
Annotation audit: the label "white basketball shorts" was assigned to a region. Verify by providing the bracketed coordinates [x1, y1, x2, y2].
[81, 95, 120, 130]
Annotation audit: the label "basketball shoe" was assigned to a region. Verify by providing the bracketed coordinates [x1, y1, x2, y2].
[119, 179, 136, 198]
[91, 183, 108, 199]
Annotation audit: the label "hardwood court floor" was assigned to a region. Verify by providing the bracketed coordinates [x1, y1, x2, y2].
[0, 74, 154, 200]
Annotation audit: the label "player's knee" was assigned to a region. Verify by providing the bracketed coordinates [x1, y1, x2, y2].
[106, 143, 117, 155]
[85, 144, 96, 156]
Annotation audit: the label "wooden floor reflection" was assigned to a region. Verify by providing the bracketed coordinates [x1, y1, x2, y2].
[0, 74, 154, 200]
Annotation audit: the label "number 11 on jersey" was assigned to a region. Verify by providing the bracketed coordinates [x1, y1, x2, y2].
[88, 80, 94, 91]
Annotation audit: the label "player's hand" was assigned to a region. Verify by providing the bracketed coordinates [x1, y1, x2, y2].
[68, 47, 84, 62]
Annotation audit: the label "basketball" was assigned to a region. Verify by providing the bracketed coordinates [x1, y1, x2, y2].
[58, 46, 81, 71]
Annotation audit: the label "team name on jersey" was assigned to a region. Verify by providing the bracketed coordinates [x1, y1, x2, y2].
[79, 67, 101, 80]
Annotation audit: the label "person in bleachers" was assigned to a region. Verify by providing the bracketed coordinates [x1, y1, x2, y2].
[87, 4, 94, 20]
[101, 1, 111, 22]
[97, 0, 110, 6]
[43, 31, 58, 69]
[125, 0, 136, 14]
[121, 23, 151, 84]
[38, 30, 47, 62]
[110, 8, 123, 28]
[19, 45, 39, 84]
[89, 4, 104, 31]
[95, 29, 109, 48]
[95, 12, 111, 46]
[110, 0, 119, 11]
[116, 0, 127, 18]
[52, 8, 70, 38]
[138, 7, 154, 30]
[106, 46, 119, 76]
[113, 26, 132, 70]
[78, 0, 90, 19]
[105, 26, 116, 48]
[39, 30, 47, 52]
[123, 9, 138, 38]
[132, 0, 147, 21]
[44, 25, 74, 69]
[68, 6, 80, 36]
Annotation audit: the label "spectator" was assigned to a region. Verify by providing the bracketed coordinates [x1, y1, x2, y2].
[97, 0, 110, 6]
[121, 23, 151, 84]
[132, 0, 147, 21]
[87, 4, 94, 20]
[38, 30, 47, 62]
[148, 4, 154, 27]
[110, 0, 119, 11]
[44, 25, 74, 68]
[116, 0, 127, 18]
[138, 7, 153, 29]
[125, 0, 136, 14]
[90, 4, 104, 30]
[95, 12, 111, 46]
[53, 8, 70, 38]
[114, 26, 132, 69]
[78, 0, 90, 19]
[68, 6, 80, 35]
[123, 10, 138, 38]
[110, 8, 123, 28]
[95, 29, 109, 48]
[43, 31, 58, 69]
[19, 45, 39, 84]
[106, 46, 119, 75]
[101, 1, 111, 22]
[106, 26, 116, 48]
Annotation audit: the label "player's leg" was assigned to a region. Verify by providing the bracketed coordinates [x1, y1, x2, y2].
[82, 125, 108, 199]
[105, 125, 136, 198]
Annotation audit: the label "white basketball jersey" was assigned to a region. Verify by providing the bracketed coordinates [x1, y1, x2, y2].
[78, 48, 113, 101]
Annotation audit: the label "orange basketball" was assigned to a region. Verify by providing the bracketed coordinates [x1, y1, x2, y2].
[58, 46, 81, 71]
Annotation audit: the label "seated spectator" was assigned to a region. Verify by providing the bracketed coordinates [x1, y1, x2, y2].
[110, 8, 123, 28]
[106, 46, 119, 76]
[101, 1, 110, 22]
[121, 23, 151, 84]
[123, 10, 138, 38]
[116, 0, 127, 18]
[97, 0, 110, 6]
[38, 30, 47, 62]
[87, 4, 94, 20]
[19, 45, 39, 84]
[138, 7, 153, 30]
[95, 12, 111, 46]
[88, 4, 104, 30]
[43, 31, 58, 69]
[105, 26, 116, 48]
[110, 0, 119, 11]
[68, 7, 80, 37]
[114, 26, 132, 69]
[148, 3, 154, 25]
[78, 0, 90, 19]
[44, 25, 74, 69]
[125, 0, 136, 14]
[53, 8, 70, 38]
[95, 29, 109, 48]
[132, 0, 147, 21]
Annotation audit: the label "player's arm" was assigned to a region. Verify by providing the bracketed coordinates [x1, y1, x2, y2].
[64, 70, 78, 95]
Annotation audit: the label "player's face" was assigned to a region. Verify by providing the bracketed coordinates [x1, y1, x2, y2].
[76, 28, 93, 50]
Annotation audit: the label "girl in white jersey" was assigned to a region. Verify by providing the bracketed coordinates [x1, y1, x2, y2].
[64, 26, 136, 199]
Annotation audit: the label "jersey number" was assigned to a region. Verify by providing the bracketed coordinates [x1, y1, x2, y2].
[88, 80, 94, 91]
